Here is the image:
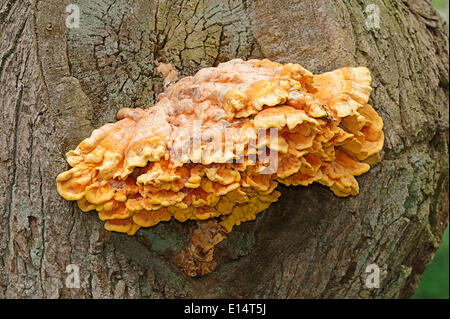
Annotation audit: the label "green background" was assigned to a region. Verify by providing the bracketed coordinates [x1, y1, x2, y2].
[413, 227, 449, 298]
[432, 0, 449, 23]
[412, 0, 448, 299]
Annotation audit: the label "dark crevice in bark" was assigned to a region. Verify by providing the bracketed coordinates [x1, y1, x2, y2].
[6, 84, 24, 247]
[0, 11, 28, 80]
[0, 0, 17, 27]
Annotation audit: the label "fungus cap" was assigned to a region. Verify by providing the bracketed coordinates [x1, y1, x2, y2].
[56, 58, 384, 276]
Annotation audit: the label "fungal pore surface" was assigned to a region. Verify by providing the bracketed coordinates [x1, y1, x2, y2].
[56, 59, 384, 276]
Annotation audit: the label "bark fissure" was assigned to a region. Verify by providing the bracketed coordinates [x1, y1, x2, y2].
[6, 83, 24, 245]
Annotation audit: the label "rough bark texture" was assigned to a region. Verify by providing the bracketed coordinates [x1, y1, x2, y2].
[0, 0, 448, 298]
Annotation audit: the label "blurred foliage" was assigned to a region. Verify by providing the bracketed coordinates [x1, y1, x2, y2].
[413, 227, 449, 299]
[432, 0, 449, 23]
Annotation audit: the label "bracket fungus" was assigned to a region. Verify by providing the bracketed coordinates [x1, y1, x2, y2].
[56, 59, 384, 276]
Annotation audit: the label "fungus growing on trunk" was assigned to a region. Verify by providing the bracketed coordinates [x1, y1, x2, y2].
[56, 59, 384, 276]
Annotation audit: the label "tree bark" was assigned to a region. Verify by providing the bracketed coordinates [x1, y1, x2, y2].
[0, 0, 448, 298]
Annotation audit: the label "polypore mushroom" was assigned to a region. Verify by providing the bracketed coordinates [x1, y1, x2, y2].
[56, 59, 384, 276]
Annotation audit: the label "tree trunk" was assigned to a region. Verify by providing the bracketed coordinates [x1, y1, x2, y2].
[0, 0, 448, 299]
